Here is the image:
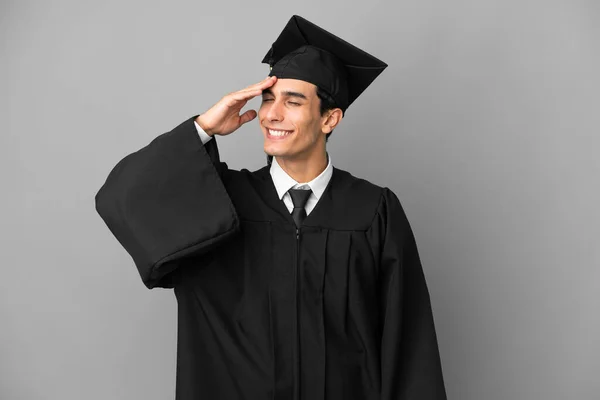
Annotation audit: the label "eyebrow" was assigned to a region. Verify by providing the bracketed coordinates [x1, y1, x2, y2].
[262, 88, 307, 100]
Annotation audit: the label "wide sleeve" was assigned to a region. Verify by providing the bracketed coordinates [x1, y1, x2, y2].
[375, 188, 446, 399]
[94, 115, 240, 289]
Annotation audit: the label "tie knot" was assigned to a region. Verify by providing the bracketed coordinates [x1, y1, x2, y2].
[288, 188, 312, 209]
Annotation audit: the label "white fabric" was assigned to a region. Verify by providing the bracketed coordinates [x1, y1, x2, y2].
[194, 120, 214, 144]
[269, 155, 332, 216]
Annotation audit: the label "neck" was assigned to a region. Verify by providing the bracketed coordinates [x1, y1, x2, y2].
[275, 150, 328, 183]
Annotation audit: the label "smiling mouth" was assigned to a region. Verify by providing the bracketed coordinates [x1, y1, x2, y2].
[267, 128, 294, 138]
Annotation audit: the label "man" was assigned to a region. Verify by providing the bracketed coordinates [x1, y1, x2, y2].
[95, 15, 446, 400]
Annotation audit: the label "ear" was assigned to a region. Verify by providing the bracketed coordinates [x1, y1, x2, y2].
[321, 108, 343, 134]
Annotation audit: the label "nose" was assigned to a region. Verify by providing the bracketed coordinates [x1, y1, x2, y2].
[265, 99, 284, 122]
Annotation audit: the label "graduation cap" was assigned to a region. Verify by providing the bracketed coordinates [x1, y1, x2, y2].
[261, 15, 388, 114]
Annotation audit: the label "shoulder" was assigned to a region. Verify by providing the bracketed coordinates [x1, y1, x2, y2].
[330, 167, 397, 229]
[332, 167, 384, 192]
[335, 167, 409, 226]
[334, 166, 405, 200]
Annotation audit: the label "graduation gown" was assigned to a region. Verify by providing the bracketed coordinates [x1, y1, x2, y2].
[95, 116, 446, 400]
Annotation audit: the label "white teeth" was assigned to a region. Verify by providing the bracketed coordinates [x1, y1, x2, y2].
[268, 129, 292, 137]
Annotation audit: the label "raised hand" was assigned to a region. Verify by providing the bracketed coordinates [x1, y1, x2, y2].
[195, 76, 277, 137]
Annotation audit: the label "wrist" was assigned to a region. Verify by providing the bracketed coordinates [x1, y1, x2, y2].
[195, 115, 214, 136]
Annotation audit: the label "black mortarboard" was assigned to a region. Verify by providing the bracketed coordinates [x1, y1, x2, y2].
[261, 15, 388, 114]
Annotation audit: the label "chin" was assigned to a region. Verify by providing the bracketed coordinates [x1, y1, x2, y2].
[264, 145, 287, 158]
[264, 138, 289, 155]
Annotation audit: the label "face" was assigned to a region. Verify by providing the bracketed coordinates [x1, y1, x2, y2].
[259, 78, 327, 161]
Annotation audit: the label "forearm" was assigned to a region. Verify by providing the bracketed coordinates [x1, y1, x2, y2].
[95, 116, 239, 289]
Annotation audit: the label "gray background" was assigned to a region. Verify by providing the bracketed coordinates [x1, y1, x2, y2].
[3, 0, 599, 399]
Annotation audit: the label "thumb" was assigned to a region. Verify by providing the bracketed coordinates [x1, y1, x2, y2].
[239, 109, 257, 125]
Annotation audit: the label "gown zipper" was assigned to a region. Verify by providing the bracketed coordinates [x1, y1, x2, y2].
[294, 226, 300, 400]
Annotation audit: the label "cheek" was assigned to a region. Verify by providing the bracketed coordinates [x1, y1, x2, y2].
[301, 114, 320, 138]
[294, 110, 316, 130]
[258, 104, 267, 119]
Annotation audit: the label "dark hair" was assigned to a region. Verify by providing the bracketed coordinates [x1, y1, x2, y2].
[266, 86, 343, 165]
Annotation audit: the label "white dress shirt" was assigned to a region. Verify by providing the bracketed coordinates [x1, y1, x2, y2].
[194, 120, 332, 216]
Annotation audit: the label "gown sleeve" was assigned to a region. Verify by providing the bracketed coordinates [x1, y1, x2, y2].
[94, 115, 240, 289]
[376, 188, 447, 399]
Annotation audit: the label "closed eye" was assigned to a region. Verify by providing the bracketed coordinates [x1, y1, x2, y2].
[262, 98, 301, 106]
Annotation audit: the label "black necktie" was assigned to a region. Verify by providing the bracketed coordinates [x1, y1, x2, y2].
[288, 188, 312, 228]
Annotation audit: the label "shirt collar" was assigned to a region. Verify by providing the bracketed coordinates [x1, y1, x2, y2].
[270, 153, 333, 201]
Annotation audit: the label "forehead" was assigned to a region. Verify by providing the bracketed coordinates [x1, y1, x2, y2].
[266, 78, 317, 98]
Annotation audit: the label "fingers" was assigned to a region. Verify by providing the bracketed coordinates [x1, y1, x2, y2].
[237, 76, 277, 97]
[230, 88, 263, 102]
[227, 76, 277, 104]
[243, 75, 277, 91]
[239, 109, 257, 125]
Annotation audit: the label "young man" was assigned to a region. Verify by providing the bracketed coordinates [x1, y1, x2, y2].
[96, 15, 446, 400]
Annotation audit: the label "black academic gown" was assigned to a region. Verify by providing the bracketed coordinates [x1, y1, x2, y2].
[95, 116, 447, 400]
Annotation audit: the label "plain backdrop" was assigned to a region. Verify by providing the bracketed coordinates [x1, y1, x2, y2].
[2, 0, 599, 399]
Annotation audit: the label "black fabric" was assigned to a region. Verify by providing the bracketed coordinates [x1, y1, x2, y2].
[288, 188, 312, 228]
[262, 15, 388, 112]
[95, 115, 447, 400]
